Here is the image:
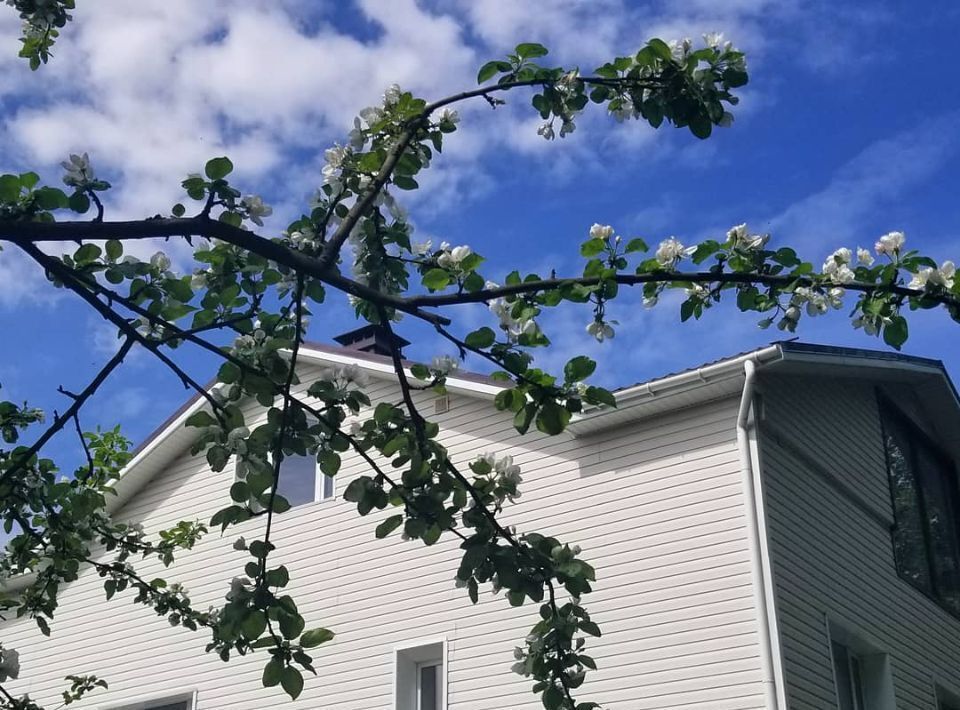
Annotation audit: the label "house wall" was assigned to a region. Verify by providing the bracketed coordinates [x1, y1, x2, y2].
[2, 363, 768, 709]
[758, 373, 960, 709]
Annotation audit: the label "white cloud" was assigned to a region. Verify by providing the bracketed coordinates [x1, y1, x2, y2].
[768, 112, 960, 256]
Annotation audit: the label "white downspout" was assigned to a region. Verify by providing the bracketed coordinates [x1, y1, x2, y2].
[737, 358, 787, 709]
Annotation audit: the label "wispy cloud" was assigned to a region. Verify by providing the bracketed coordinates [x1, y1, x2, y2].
[767, 111, 960, 257]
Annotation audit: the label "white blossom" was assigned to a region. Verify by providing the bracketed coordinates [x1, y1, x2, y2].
[703, 31, 725, 48]
[437, 108, 460, 125]
[586, 320, 615, 341]
[348, 117, 366, 150]
[383, 83, 402, 106]
[241, 194, 272, 226]
[411, 239, 433, 256]
[726, 223, 769, 250]
[668, 37, 693, 60]
[589, 223, 615, 241]
[655, 237, 695, 269]
[437, 244, 472, 269]
[908, 260, 955, 291]
[685, 284, 711, 302]
[857, 247, 875, 267]
[150, 251, 172, 272]
[537, 122, 556, 140]
[232, 536, 247, 551]
[349, 420, 363, 437]
[61, 152, 95, 188]
[322, 144, 350, 186]
[875, 231, 906, 257]
[226, 576, 251, 601]
[643, 295, 658, 309]
[359, 106, 383, 126]
[822, 248, 855, 284]
[431, 355, 460, 375]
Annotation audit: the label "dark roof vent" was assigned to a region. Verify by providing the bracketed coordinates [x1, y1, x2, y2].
[333, 324, 410, 358]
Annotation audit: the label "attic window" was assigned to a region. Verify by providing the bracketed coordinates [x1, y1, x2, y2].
[275, 454, 334, 508]
[880, 401, 960, 616]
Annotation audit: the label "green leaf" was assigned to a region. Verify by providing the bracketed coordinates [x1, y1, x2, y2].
[262, 658, 283, 687]
[646, 38, 673, 62]
[564, 356, 596, 383]
[478, 60, 511, 84]
[392, 175, 418, 190]
[204, 156, 234, 180]
[185, 410, 217, 428]
[74, 243, 102, 264]
[242, 610, 267, 640]
[422, 268, 451, 291]
[375, 514, 403, 539]
[579, 620, 602, 637]
[465, 327, 496, 349]
[689, 113, 712, 140]
[172, 202, 186, 217]
[536, 400, 571, 435]
[300, 628, 335, 648]
[68, 191, 90, 214]
[278, 612, 305, 640]
[542, 685, 564, 710]
[883, 315, 908, 350]
[515, 42, 549, 59]
[280, 666, 304, 700]
[105, 240, 123, 261]
[580, 238, 606, 257]
[34, 187, 68, 210]
[624, 238, 648, 254]
[0, 174, 20, 202]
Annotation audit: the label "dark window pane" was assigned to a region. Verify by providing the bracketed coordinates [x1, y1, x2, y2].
[850, 656, 865, 710]
[278, 455, 316, 507]
[321, 473, 334, 500]
[916, 445, 960, 613]
[883, 419, 934, 592]
[419, 664, 439, 710]
[832, 641, 856, 710]
[147, 703, 189, 710]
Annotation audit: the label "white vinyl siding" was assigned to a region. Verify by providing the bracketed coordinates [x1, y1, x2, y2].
[758, 374, 960, 710]
[1, 363, 766, 708]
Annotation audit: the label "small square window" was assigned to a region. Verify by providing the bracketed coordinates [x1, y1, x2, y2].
[272, 454, 335, 509]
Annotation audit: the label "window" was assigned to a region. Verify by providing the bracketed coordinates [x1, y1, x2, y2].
[395, 640, 445, 710]
[274, 454, 335, 508]
[832, 640, 867, 710]
[938, 684, 960, 710]
[416, 661, 442, 710]
[107, 695, 193, 710]
[828, 626, 895, 710]
[880, 403, 960, 615]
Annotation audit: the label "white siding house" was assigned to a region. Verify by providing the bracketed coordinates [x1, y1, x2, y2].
[3, 340, 960, 709]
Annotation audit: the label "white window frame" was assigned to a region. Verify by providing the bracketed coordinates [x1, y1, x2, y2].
[393, 637, 447, 710]
[98, 689, 197, 710]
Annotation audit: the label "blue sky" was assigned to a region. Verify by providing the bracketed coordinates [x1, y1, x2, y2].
[1, 0, 959, 476]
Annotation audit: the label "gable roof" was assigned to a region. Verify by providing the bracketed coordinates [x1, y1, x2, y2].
[4, 339, 958, 593]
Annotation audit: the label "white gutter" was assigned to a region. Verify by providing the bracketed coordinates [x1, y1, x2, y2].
[610, 345, 782, 404]
[737, 358, 787, 710]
